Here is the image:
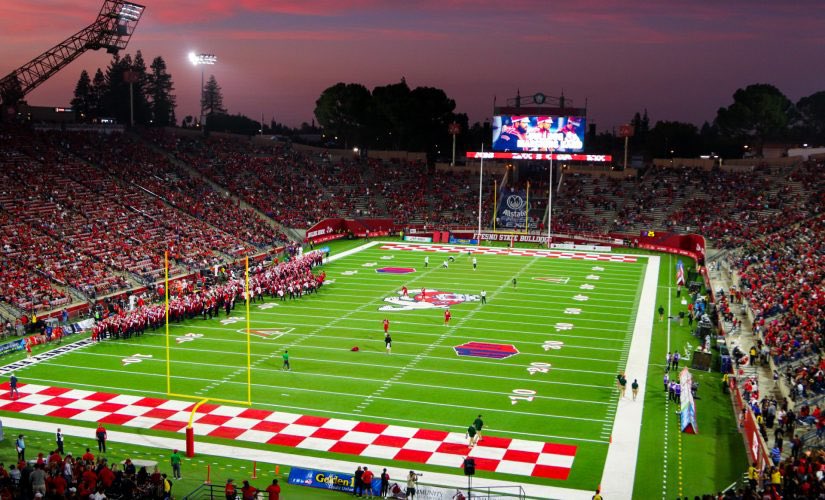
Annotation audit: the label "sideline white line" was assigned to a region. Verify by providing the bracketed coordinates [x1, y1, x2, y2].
[599, 255, 660, 498]
[1, 416, 594, 500]
[325, 241, 381, 262]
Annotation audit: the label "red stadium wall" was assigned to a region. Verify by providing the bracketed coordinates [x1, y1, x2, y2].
[305, 218, 395, 243]
[628, 232, 706, 262]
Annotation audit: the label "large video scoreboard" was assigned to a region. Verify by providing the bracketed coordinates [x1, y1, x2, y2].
[492, 114, 586, 153]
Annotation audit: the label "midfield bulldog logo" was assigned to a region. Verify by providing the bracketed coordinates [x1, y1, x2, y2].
[379, 289, 480, 311]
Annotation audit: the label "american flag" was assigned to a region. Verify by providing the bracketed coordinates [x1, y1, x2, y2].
[676, 259, 686, 286]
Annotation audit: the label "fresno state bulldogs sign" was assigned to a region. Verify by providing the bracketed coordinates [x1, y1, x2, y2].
[379, 289, 479, 311]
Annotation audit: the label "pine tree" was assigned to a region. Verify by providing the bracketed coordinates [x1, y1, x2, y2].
[130, 50, 151, 124]
[90, 69, 107, 120]
[70, 70, 92, 122]
[147, 56, 177, 126]
[202, 75, 227, 119]
[103, 53, 132, 122]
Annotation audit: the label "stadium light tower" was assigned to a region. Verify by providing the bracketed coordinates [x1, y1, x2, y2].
[189, 52, 217, 131]
[0, 0, 145, 114]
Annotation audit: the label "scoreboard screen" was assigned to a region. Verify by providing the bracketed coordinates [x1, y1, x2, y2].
[492, 114, 586, 153]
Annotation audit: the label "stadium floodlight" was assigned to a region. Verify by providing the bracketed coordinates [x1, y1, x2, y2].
[118, 3, 144, 21]
[189, 53, 217, 66]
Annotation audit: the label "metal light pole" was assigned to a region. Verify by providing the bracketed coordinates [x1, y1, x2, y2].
[123, 70, 138, 127]
[618, 123, 634, 171]
[189, 52, 216, 131]
[546, 153, 553, 247]
[448, 122, 460, 166]
[477, 143, 484, 244]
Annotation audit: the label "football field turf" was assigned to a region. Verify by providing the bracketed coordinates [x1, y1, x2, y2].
[2, 240, 651, 494]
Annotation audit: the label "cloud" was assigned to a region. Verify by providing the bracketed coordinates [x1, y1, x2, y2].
[139, 26, 448, 43]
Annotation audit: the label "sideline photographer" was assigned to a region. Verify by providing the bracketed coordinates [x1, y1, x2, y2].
[406, 471, 421, 498]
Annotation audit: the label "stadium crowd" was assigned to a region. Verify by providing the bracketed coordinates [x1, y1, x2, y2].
[57, 131, 287, 249]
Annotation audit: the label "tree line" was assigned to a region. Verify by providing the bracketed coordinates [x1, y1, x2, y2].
[586, 84, 825, 160]
[67, 53, 825, 159]
[71, 51, 176, 126]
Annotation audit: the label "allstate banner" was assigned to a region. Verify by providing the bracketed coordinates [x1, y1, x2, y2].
[679, 367, 698, 434]
[0, 339, 25, 357]
[496, 188, 536, 230]
[287, 466, 380, 494]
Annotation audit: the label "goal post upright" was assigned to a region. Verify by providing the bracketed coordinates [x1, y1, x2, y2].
[493, 178, 497, 233]
[165, 250, 170, 395]
[246, 254, 252, 405]
[525, 181, 530, 234]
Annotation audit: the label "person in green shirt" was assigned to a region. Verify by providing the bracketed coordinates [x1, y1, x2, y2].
[170, 449, 182, 479]
[472, 414, 484, 443]
[466, 425, 477, 447]
[282, 350, 290, 371]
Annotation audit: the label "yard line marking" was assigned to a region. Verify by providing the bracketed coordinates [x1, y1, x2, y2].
[237, 327, 631, 352]
[82, 353, 615, 404]
[256, 306, 637, 324]
[178, 315, 634, 338]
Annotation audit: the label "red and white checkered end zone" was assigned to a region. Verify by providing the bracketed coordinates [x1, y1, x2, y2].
[381, 243, 637, 263]
[0, 383, 575, 480]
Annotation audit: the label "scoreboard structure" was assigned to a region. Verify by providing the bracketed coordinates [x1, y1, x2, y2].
[465, 92, 610, 162]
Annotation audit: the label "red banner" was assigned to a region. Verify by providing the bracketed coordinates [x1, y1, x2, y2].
[305, 218, 396, 243]
[730, 378, 771, 471]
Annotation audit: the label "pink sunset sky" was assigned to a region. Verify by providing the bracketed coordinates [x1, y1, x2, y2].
[1, 1, 823, 131]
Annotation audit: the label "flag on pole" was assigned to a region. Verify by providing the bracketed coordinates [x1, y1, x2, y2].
[676, 259, 686, 286]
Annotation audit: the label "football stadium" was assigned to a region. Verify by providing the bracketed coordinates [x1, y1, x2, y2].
[0, 2, 824, 500]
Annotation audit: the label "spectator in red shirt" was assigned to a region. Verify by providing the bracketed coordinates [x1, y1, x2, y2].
[361, 467, 375, 497]
[95, 424, 107, 453]
[265, 479, 281, 500]
[241, 480, 258, 500]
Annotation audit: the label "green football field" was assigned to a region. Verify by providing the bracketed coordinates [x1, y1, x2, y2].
[5, 240, 652, 494]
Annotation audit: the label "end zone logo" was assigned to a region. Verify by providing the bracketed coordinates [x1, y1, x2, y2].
[379, 289, 479, 311]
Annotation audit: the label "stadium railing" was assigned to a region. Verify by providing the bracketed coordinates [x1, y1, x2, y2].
[181, 481, 526, 499]
[181, 483, 227, 499]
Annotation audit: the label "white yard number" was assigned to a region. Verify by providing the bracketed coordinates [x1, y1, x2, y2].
[543, 340, 565, 351]
[564, 308, 582, 315]
[220, 316, 244, 325]
[554, 322, 574, 331]
[176, 333, 203, 344]
[510, 389, 536, 405]
[585, 274, 601, 280]
[527, 362, 551, 375]
[122, 354, 152, 366]
[257, 303, 277, 310]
